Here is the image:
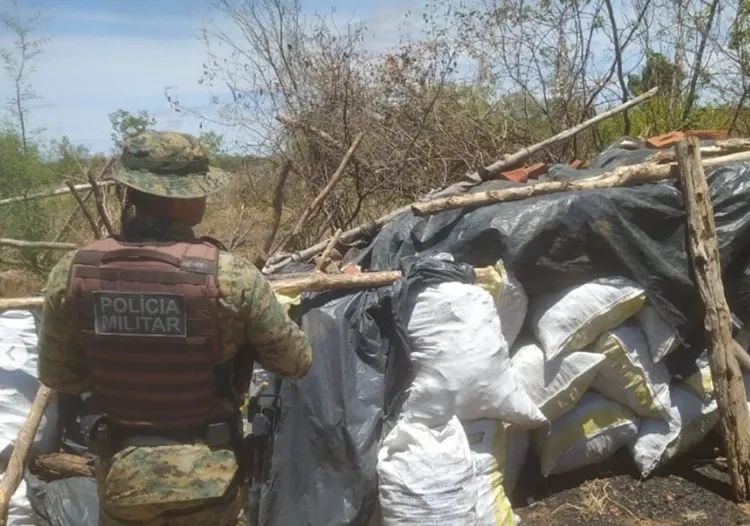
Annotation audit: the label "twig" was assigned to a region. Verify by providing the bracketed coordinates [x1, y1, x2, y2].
[51, 189, 93, 242]
[0, 239, 78, 250]
[273, 132, 365, 253]
[253, 160, 292, 270]
[316, 228, 343, 272]
[64, 181, 101, 239]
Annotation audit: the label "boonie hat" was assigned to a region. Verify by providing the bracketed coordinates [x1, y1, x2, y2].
[111, 131, 231, 198]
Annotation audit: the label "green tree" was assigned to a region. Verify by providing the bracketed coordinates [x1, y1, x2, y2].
[0, 0, 47, 154]
[108, 109, 157, 151]
[199, 130, 225, 158]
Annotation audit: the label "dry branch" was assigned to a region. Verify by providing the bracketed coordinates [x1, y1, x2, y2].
[412, 150, 750, 216]
[676, 137, 750, 502]
[650, 138, 750, 164]
[254, 160, 293, 270]
[51, 190, 93, 242]
[85, 164, 115, 237]
[0, 385, 53, 524]
[0, 265, 498, 312]
[316, 228, 343, 272]
[274, 132, 365, 253]
[64, 181, 101, 239]
[0, 180, 116, 207]
[0, 239, 77, 251]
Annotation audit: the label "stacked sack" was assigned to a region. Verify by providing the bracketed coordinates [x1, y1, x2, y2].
[524, 276, 720, 479]
[377, 260, 735, 525]
[377, 260, 547, 526]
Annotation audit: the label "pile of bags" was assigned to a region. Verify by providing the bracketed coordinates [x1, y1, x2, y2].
[376, 259, 733, 525]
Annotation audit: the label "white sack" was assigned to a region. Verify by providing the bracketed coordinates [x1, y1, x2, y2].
[530, 277, 646, 360]
[405, 282, 547, 429]
[481, 260, 528, 349]
[377, 416, 479, 525]
[589, 323, 672, 420]
[510, 341, 605, 422]
[462, 420, 520, 526]
[683, 350, 714, 401]
[0, 309, 60, 526]
[635, 304, 680, 363]
[532, 391, 639, 477]
[630, 384, 718, 478]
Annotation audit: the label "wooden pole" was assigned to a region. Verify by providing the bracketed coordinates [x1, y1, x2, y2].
[0, 180, 116, 207]
[0, 266, 498, 312]
[411, 150, 750, 216]
[0, 239, 78, 250]
[64, 181, 101, 239]
[85, 167, 115, 237]
[675, 137, 750, 502]
[0, 385, 53, 524]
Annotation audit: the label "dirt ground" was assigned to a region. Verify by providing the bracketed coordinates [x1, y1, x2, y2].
[511, 432, 750, 525]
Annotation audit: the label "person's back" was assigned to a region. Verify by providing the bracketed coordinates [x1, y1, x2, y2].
[37, 131, 313, 526]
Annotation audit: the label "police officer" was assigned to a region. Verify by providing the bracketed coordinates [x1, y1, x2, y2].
[37, 131, 313, 525]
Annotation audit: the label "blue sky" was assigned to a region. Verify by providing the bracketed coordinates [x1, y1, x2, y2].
[0, 0, 419, 154]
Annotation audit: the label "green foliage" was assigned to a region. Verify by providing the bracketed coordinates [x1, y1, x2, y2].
[199, 130, 225, 159]
[108, 109, 157, 151]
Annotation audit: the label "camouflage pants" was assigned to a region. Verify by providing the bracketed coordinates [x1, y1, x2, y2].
[98, 484, 248, 526]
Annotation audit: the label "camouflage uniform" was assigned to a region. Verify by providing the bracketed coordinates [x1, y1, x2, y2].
[37, 132, 313, 526]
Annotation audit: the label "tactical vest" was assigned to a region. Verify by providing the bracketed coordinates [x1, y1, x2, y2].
[66, 236, 227, 429]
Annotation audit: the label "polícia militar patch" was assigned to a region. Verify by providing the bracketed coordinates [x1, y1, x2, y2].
[93, 291, 187, 337]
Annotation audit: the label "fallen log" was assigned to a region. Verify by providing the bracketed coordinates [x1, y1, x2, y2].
[676, 137, 750, 502]
[411, 150, 750, 216]
[0, 239, 78, 251]
[30, 452, 93, 482]
[649, 138, 750, 164]
[0, 266, 498, 312]
[0, 385, 53, 524]
[0, 180, 116, 207]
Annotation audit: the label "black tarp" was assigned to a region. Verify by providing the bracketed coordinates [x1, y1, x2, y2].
[25, 472, 98, 526]
[350, 153, 750, 376]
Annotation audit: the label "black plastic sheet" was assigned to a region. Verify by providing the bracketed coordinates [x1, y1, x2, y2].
[259, 287, 403, 526]
[25, 472, 99, 526]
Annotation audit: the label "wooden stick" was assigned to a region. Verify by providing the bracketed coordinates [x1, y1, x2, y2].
[0, 180, 116, 207]
[0, 385, 53, 524]
[85, 166, 115, 237]
[30, 453, 93, 482]
[0, 266, 498, 311]
[676, 136, 750, 502]
[412, 150, 750, 216]
[0, 239, 78, 250]
[650, 138, 750, 164]
[51, 189, 93, 242]
[274, 132, 365, 253]
[446, 86, 659, 187]
[64, 181, 101, 239]
[315, 228, 343, 272]
[254, 160, 293, 270]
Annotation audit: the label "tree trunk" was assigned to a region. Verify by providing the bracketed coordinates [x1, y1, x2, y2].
[675, 137, 750, 502]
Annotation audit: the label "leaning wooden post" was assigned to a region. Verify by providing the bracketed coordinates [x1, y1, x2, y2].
[0, 385, 53, 524]
[675, 136, 750, 501]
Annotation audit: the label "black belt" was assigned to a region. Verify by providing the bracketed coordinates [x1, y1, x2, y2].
[88, 415, 242, 454]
